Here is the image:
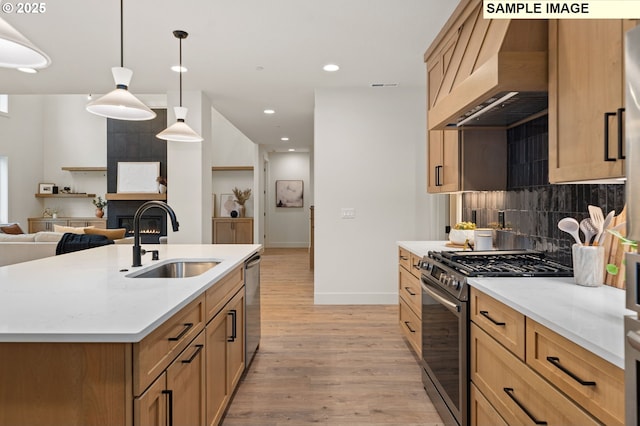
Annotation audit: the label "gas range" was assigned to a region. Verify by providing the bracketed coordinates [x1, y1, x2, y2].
[420, 250, 573, 301]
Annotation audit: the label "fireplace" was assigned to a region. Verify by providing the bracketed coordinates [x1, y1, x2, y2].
[108, 201, 167, 244]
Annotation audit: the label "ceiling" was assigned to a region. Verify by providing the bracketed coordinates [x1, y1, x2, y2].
[0, 0, 457, 150]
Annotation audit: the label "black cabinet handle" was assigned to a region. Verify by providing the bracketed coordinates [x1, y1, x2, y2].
[435, 165, 443, 186]
[227, 310, 237, 342]
[168, 323, 193, 341]
[162, 389, 174, 426]
[504, 388, 547, 425]
[618, 107, 626, 160]
[546, 356, 596, 386]
[181, 344, 204, 364]
[399, 256, 409, 261]
[479, 310, 505, 326]
[404, 321, 416, 333]
[404, 286, 416, 296]
[604, 112, 617, 162]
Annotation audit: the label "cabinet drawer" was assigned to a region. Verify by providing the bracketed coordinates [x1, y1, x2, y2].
[470, 382, 507, 426]
[399, 298, 421, 357]
[133, 295, 206, 395]
[526, 319, 624, 426]
[471, 323, 598, 426]
[409, 252, 422, 278]
[398, 247, 411, 271]
[470, 288, 525, 360]
[205, 266, 243, 322]
[399, 266, 421, 316]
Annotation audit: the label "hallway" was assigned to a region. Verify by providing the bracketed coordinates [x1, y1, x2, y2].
[222, 248, 444, 425]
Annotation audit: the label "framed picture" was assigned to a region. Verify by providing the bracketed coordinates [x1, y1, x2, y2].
[38, 183, 55, 194]
[219, 193, 240, 217]
[276, 180, 303, 207]
[117, 162, 160, 193]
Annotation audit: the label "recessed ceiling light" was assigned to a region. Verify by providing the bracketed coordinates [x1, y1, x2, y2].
[281, 137, 289, 141]
[18, 67, 37, 74]
[323, 64, 340, 72]
[263, 109, 275, 114]
[288, 148, 295, 152]
[171, 65, 188, 73]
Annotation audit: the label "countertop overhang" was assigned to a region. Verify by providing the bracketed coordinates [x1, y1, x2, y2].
[0, 244, 261, 343]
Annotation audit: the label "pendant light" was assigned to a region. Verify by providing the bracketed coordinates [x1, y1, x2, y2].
[86, 0, 155, 121]
[156, 30, 203, 142]
[0, 16, 50, 69]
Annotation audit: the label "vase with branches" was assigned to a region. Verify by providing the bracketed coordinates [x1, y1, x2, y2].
[232, 187, 251, 217]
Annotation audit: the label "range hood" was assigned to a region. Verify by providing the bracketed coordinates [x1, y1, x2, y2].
[425, 0, 548, 130]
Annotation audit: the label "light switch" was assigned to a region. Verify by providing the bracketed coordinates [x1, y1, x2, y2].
[341, 208, 356, 219]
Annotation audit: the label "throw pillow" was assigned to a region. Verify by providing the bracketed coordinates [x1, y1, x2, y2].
[53, 224, 93, 234]
[84, 227, 127, 240]
[0, 223, 24, 234]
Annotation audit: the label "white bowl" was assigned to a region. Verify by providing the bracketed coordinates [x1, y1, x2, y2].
[449, 229, 475, 245]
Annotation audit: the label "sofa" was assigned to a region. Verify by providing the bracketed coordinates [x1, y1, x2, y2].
[0, 224, 132, 267]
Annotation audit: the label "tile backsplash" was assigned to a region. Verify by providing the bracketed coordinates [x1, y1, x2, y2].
[461, 115, 626, 266]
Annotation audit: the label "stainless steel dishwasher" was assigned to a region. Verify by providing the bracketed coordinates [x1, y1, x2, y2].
[244, 253, 261, 366]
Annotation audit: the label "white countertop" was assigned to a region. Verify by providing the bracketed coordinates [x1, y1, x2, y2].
[0, 244, 261, 343]
[398, 241, 633, 369]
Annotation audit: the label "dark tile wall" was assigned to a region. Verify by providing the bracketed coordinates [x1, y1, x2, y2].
[462, 115, 626, 266]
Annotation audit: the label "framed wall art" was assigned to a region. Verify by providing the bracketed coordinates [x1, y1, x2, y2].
[117, 162, 160, 193]
[276, 180, 303, 208]
[38, 183, 55, 194]
[219, 193, 240, 217]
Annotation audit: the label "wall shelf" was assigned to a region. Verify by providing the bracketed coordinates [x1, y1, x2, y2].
[212, 166, 254, 172]
[61, 167, 107, 172]
[105, 193, 166, 201]
[35, 193, 96, 198]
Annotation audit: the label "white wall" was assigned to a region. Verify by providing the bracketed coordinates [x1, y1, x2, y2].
[266, 152, 311, 248]
[0, 95, 45, 228]
[314, 87, 445, 304]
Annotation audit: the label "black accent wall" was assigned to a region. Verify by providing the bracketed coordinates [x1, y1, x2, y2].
[106, 109, 169, 243]
[461, 115, 625, 266]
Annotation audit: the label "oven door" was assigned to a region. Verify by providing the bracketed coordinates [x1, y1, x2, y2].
[421, 277, 468, 426]
[626, 315, 640, 425]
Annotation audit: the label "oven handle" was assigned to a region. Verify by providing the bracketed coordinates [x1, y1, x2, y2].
[421, 281, 460, 313]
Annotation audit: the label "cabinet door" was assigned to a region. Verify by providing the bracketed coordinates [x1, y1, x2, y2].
[427, 130, 444, 192]
[166, 333, 206, 426]
[206, 307, 230, 426]
[213, 220, 235, 244]
[28, 218, 67, 233]
[227, 288, 246, 392]
[234, 220, 253, 244]
[427, 130, 459, 193]
[549, 20, 628, 182]
[134, 372, 168, 426]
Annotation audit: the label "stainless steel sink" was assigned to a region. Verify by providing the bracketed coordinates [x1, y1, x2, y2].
[127, 260, 219, 278]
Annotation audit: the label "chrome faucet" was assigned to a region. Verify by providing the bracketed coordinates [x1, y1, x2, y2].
[132, 201, 180, 267]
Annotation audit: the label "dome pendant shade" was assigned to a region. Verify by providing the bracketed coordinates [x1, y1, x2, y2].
[156, 106, 203, 142]
[0, 16, 51, 69]
[86, 67, 156, 121]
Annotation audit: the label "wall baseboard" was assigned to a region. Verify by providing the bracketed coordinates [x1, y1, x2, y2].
[265, 242, 309, 248]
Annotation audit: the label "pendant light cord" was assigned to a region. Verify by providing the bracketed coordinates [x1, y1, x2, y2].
[120, 0, 124, 67]
[179, 35, 183, 107]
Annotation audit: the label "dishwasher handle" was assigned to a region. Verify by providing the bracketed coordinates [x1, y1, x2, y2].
[245, 254, 261, 269]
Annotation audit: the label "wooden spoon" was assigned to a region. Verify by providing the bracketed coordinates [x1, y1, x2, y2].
[558, 217, 582, 245]
[580, 218, 597, 246]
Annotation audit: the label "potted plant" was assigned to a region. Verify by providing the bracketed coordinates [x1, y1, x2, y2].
[232, 187, 251, 218]
[92, 196, 107, 218]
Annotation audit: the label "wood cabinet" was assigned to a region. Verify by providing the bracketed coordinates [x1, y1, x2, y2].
[469, 287, 624, 426]
[549, 19, 637, 182]
[0, 265, 248, 426]
[212, 218, 253, 244]
[398, 247, 422, 357]
[28, 217, 106, 232]
[205, 285, 246, 426]
[426, 129, 506, 194]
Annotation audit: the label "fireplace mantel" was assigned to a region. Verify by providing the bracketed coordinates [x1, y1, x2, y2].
[105, 193, 166, 201]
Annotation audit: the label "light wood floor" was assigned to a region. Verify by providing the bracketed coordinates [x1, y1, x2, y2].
[222, 248, 444, 426]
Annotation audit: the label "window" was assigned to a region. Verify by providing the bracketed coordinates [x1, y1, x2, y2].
[0, 156, 7, 223]
[0, 94, 7, 114]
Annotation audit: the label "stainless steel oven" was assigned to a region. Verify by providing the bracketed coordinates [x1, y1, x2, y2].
[421, 273, 468, 426]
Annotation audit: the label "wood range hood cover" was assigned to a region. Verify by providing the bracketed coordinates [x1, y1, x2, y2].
[425, 0, 548, 130]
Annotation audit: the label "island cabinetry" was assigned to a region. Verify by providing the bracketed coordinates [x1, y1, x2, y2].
[398, 247, 422, 357]
[526, 319, 624, 426]
[212, 218, 253, 244]
[470, 287, 623, 426]
[205, 284, 246, 426]
[548, 19, 637, 182]
[28, 217, 106, 232]
[135, 332, 206, 426]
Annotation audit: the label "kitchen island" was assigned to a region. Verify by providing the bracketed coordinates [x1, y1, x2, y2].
[0, 243, 261, 426]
